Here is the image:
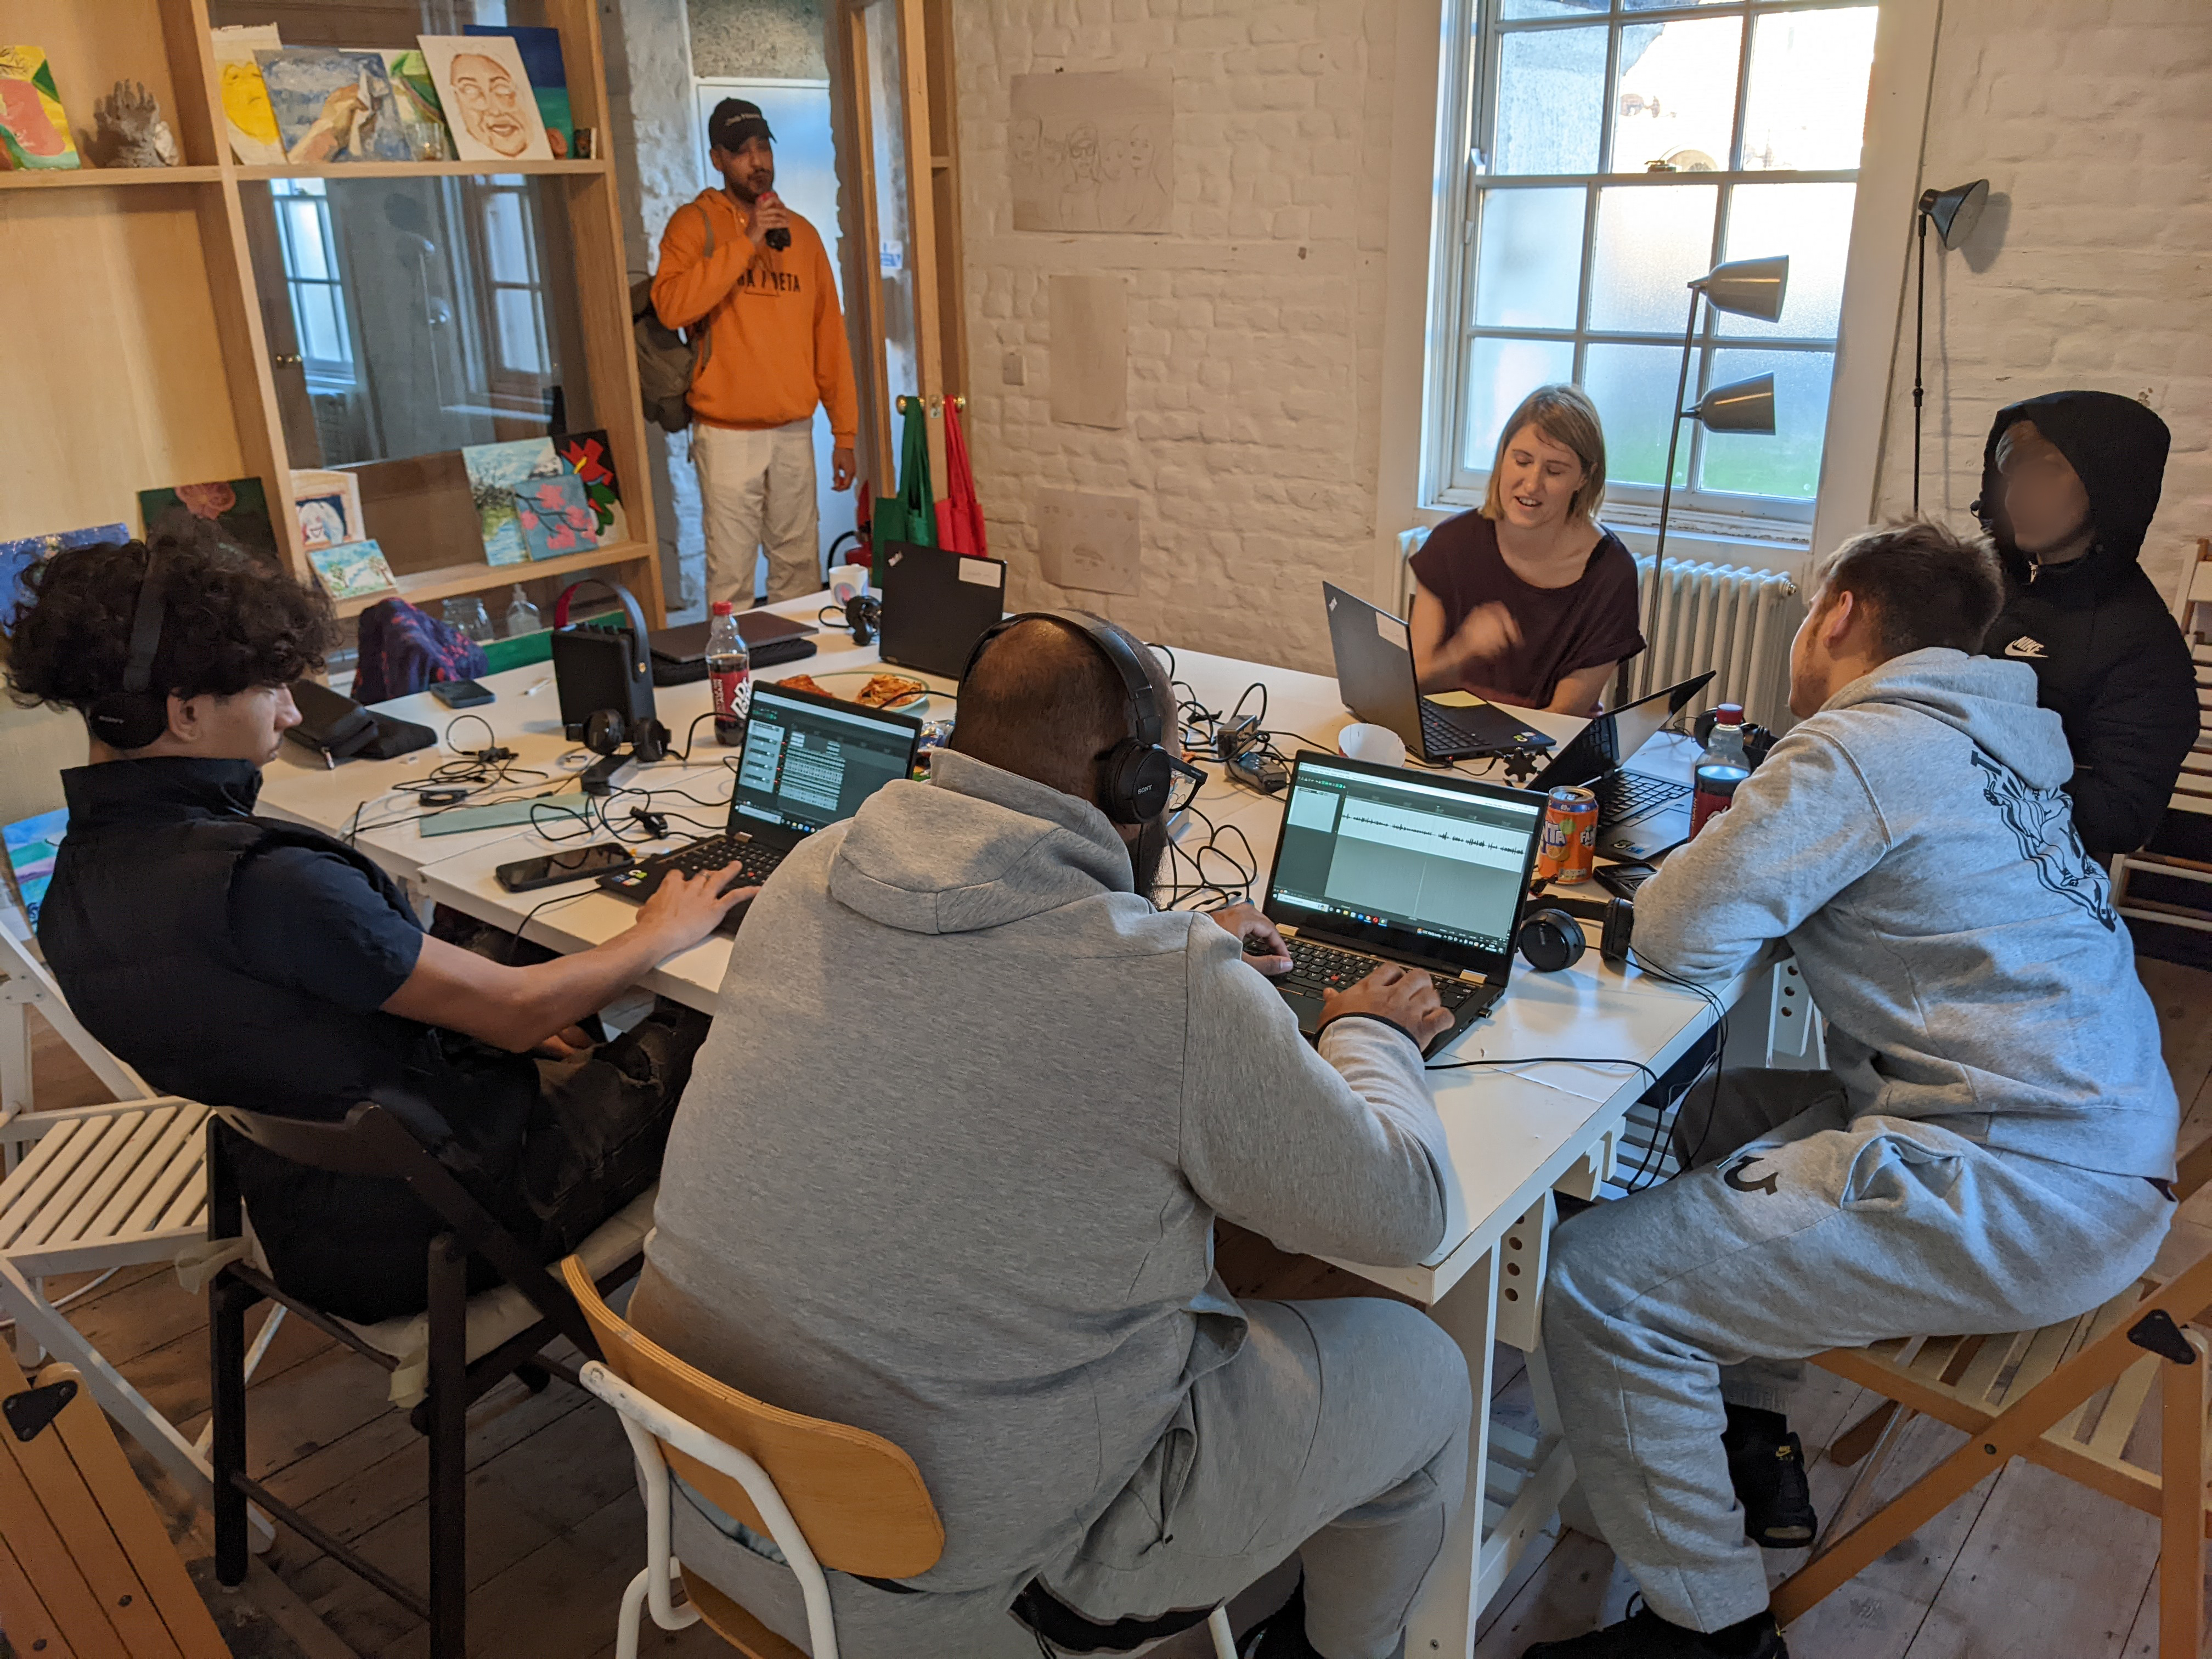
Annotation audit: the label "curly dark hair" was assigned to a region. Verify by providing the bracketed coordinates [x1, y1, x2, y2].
[5, 524, 331, 718]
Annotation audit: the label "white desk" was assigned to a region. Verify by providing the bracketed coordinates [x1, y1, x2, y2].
[258, 599, 1745, 1656]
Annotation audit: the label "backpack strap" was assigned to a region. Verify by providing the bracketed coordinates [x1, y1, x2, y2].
[689, 199, 716, 384]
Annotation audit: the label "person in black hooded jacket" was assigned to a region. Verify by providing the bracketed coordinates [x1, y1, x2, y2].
[1974, 389, 2197, 866]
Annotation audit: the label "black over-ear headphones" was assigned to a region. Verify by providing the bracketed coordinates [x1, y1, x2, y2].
[1517, 906, 1587, 973]
[961, 608, 1175, 825]
[87, 543, 175, 751]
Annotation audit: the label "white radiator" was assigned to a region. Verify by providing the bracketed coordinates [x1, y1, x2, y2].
[1627, 556, 1801, 732]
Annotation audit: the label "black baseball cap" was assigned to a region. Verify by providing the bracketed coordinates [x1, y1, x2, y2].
[708, 99, 775, 152]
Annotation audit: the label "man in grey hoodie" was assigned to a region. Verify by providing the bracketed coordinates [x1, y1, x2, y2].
[1525, 521, 2177, 1659]
[634, 612, 1476, 1659]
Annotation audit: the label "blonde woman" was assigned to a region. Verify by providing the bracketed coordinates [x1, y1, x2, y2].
[1410, 384, 1644, 715]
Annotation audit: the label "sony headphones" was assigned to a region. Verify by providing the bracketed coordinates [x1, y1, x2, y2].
[87, 543, 175, 751]
[583, 704, 670, 764]
[551, 577, 659, 744]
[1517, 906, 1587, 973]
[961, 608, 1175, 824]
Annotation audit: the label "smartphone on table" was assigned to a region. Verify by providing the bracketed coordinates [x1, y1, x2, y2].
[495, 843, 636, 893]
[431, 679, 495, 708]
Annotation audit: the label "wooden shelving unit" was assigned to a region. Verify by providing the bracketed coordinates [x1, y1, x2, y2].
[0, 0, 662, 630]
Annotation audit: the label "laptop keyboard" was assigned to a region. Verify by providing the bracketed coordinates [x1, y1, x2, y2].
[1594, 770, 1690, 825]
[1418, 702, 1488, 755]
[1282, 938, 1484, 1012]
[612, 831, 785, 896]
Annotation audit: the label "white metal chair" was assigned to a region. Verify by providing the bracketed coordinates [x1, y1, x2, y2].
[2111, 535, 2212, 930]
[565, 1256, 1238, 1659]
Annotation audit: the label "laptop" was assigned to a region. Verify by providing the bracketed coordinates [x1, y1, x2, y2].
[877, 541, 1008, 680]
[648, 612, 819, 685]
[1322, 583, 1555, 763]
[1528, 672, 1716, 861]
[599, 681, 922, 910]
[1260, 752, 1547, 1057]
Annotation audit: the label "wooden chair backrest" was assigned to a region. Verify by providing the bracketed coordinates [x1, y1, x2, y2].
[561, 1257, 945, 1579]
[0, 1352, 231, 1658]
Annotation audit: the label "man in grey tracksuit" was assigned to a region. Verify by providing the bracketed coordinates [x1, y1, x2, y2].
[1528, 522, 2178, 1659]
[635, 613, 1475, 1659]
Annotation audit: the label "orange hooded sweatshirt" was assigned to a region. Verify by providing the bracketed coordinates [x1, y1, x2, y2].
[651, 188, 858, 443]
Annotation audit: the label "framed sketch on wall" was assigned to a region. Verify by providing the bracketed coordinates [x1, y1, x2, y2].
[1009, 71, 1172, 235]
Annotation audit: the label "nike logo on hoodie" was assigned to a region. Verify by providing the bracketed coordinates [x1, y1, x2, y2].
[2004, 636, 2048, 659]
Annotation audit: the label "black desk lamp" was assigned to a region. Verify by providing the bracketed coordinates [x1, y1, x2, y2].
[1911, 179, 1990, 511]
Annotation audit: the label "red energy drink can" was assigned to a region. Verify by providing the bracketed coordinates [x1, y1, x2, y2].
[1536, 786, 1599, 884]
[1690, 763, 1751, 837]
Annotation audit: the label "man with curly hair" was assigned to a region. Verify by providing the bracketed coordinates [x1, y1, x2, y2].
[9, 529, 751, 1321]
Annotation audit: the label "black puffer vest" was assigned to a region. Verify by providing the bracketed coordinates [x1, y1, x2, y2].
[39, 758, 540, 1321]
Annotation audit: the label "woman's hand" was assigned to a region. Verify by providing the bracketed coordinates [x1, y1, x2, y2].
[1447, 601, 1523, 671]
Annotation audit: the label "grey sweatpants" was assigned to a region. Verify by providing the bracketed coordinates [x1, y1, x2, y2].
[1542, 1069, 2171, 1633]
[671, 1296, 1471, 1658]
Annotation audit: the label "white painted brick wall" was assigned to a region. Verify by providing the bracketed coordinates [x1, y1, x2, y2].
[952, 0, 1401, 673]
[1867, 0, 2211, 602]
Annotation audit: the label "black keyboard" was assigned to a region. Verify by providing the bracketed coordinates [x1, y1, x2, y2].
[1594, 769, 1690, 826]
[1419, 702, 1488, 756]
[1282, 937, 1483, 1012]
[600, 831, 784, 903]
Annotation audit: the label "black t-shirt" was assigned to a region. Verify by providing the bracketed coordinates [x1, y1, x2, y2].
[230, 844, 426, 1012]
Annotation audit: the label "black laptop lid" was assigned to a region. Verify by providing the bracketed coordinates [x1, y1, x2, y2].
[877, 541, 1007, 680]
[1322, 582, 1425, 748]
[726, 681, 922, 850]
[1261, 752, 1546, 983]
[1533, 671, 1716, 790]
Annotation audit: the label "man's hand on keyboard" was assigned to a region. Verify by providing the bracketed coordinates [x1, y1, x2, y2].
[1322, 963, 1452, 1046]
[1210, 901, 1293, 977]
[639, 864, 759, 953]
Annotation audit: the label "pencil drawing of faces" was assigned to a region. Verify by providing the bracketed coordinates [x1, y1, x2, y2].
[1012, 116, 1040, 166]
[1128, 124, 1155, 178]
[1101, 136, 1128, 180]
[1067, 123, 1098, 180]
[450, 50, 530, 158]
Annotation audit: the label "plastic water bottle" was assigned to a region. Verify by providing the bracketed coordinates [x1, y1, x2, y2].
[504, 584, 541, 638]
[707, 601, 751, 746]
[442, 595, 493, 644]
[1690, 702, 1751, 837]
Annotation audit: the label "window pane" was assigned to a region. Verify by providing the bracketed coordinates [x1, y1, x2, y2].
[1583, 342, 1692, 488]
[1623, 0, 1731, 10]
[1474, 188, 1584, 330]
[484, 192, 531, 285]
[1503, 0, 1607, 19]
[1740, 8, 1877, 172]
[283, 202, 330, 280]
[1588, 184, 1717, 334]
[1494, 26, 1607, 176]
[296, 287, 345, 366]
[1613, 16, 1741, 174]
[1462, 336, 1577, 472]
[1719, 183, 1855, 340]
[496, 289, 545, 374]
[1697, 349, 1834, 500]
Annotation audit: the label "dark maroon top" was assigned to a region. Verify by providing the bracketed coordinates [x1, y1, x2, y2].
[1410, 511, 1645, 707]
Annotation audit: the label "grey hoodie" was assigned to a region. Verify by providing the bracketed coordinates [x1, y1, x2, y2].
[634, 750, 1449, 1591]
[1637, 648, 2176, 1180]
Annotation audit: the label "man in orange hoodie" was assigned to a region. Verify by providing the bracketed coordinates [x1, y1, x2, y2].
[653, 100, 859, 605]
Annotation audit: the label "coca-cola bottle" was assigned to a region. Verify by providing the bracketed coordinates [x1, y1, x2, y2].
[1690, 702, 1751, 837]
[707, 601, 751, 746]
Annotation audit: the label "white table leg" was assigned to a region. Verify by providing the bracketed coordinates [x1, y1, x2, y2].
[1405, 1247, 1498, 1659]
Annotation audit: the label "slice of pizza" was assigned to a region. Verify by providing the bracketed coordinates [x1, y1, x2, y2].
[857, 673, 927, 707]
[776, 673, 828, 698]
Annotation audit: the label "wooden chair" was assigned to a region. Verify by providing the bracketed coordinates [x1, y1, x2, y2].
[1773, 1136, 2212, 1655]
[565, 1256, 1242, 1659]
[0, 1345, 232, 1659]
[204, 1101, 651, 1659]
[2110, 535, 2212, 930]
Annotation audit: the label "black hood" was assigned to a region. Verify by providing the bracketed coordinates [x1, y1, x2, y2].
[1972, 389, 2169, 592]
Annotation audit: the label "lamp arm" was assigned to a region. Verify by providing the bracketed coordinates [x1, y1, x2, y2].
[1647, 291, 1701, 690]
[1912, 207, 1929, 513]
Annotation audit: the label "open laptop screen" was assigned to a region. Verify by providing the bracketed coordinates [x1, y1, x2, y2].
[1534, 670, 1715, 791]
[731, 684, 919, 841]
[1263, 754, 1545, 977]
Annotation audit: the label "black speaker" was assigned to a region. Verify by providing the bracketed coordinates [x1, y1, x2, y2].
[1517, 906, 1587, 973]
[551, 579, 658, 743]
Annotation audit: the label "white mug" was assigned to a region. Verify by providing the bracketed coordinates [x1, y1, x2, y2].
[827, 562, 870, 597]
[1338, 722, 1407, 768]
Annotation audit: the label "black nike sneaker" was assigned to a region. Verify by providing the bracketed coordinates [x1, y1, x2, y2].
[1723, 1404, 1818, 1548]
[1523, 1600, 1788, 1658]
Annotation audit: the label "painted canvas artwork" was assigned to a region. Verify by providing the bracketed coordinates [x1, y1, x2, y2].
[138, 477, 279, 565]
[0, 522, 128, 633]
[291, 468, 364, 552]
[255, 47, 415, 165]
[461, 25, 569, 158]
[381, 49, 452, 161]
[420, 35, 553, 164]
[462, 438, 565, 567]
[0, 46, 81, 171]
[306, 538, 397, 602]
[211, 25, 285, 166]
[554, 430, 628, 543]
[2, 806, 66, 929]
[515, 472, 599, 561]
